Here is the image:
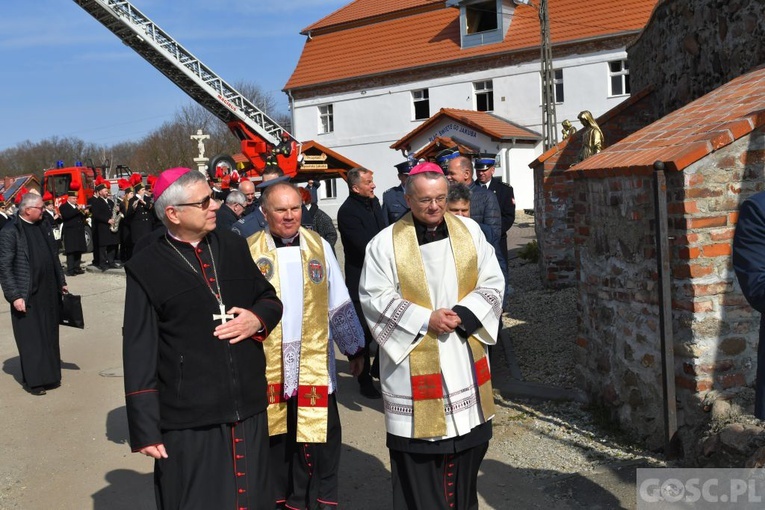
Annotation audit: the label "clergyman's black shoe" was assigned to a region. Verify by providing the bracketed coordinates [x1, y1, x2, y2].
[29, 386, 47, 396]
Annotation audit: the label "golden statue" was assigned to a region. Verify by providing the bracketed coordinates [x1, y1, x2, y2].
[561, 119, 577, 140]
[577, 110, 604, 161]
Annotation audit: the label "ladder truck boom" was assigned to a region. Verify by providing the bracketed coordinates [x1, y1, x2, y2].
[73, 0, 299, 177]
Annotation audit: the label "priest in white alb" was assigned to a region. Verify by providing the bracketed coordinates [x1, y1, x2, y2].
[247, 182, 365, 510]
[359, 162, 504, 510]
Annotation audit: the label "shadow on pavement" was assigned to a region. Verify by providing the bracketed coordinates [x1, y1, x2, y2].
[338, 443, 391, 510]
[2, 356, 80, 386]
[335, 357, 385, 414]
[479, 458, 628, 510]
[92, 469, 155, 510]
[2, 356, 22, 384]
[106, 406, 130, 445]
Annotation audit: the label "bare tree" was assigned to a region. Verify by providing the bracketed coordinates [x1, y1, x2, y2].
[0, 80, 291, 178]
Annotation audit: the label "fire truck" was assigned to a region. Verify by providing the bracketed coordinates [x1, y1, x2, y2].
[72, 0, 345, 182]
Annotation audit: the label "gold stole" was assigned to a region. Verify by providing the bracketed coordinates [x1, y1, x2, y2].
[393, 212, 496, 438]
[249, 227, 331, 443]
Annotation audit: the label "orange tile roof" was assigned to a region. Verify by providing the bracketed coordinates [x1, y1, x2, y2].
[286, 0, 657, 90]
[303, 0, 440, 33]
[569, 65, 765, 176]
[392, 108, 541, 150]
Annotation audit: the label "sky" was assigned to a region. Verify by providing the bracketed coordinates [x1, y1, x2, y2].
[0, 0, 348, 152]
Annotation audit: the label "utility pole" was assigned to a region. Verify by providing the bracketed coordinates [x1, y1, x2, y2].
[539, 0, 558, 151]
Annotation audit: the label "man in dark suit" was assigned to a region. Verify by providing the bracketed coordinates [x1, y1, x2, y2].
[215, 190, 246, 231]
[382, 161, 412, 224]
[0, 196, 10, 230]
[0, 193, 68, 395]
[733, 191, 765, 419]
[474, 154, 515, 232]
[337, 167, 387, 399]
[474, 153, 515, 309]
[59, 187, 88, 276]
[90, 183, 120, 271]
[126, 182, 154, 245]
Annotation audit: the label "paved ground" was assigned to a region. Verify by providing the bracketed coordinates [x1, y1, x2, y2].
[0, 219, 650, 508]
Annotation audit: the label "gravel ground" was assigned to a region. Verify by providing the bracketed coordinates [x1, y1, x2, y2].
[503, 256, 579, 389]
[487, 235, 667, 499]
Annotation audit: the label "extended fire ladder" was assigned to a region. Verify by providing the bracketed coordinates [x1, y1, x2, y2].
[73, 0, 292, 168]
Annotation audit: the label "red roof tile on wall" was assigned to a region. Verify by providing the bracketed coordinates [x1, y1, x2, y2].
[286, 0, 657, 90]
[569, 65, 765, 176]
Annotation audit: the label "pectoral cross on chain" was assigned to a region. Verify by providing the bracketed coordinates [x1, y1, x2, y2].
[213, 303, 234, 324]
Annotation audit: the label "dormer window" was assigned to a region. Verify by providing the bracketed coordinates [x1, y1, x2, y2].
[448, 0, 514, 48]
[466, 1, 498, 34]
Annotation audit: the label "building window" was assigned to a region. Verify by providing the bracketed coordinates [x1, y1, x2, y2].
[456, 0, 507, 48]
[465, 1, 498, 34]
[325, 178, 337, 199]
[319, 104, 334, 134]
[474, 80, 494, 112]
[412, 89, 430, 120]
[553, 69, 564, 103]
[609, 60, 630, 96]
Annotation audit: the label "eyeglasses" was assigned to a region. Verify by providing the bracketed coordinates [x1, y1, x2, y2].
[28, 206, 45, 210]
[175, 194, 213, 210]
[415, 196, 447, 206]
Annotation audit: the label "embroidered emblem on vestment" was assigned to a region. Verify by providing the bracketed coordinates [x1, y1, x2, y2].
[308, 259, 324, 284]
[256, 257, 274, 280]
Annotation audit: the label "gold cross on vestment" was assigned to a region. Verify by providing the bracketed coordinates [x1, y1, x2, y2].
[213, 303, 234, 324]
[416, 380, 437, 392]
[268, 385, 277, 404]
[304, 386, 321, 406]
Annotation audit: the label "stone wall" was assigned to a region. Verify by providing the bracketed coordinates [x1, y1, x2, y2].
[572, 128, 765, 454]
[629, 0, 765, 120]
[573, 172, 665, 447]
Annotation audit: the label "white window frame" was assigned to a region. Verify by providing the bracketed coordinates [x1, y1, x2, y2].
[324, 178, 338, 199]
[319, 104, 334, 134]
[465, 1, 498, 34]
[474, 80, 494, 112]
[553, 69, 564, 104]
[412, 89, 430, 121]
[608, 60, 630, 97]
[458, 0, 506, 48]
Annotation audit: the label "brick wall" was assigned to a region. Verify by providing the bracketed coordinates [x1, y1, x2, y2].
[573, 128, 765, 448]
[629, 0, 765, 120]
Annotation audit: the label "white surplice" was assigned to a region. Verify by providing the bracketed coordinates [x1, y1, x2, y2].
[273, 236, 365, 399]
[359, 215, 504, 440]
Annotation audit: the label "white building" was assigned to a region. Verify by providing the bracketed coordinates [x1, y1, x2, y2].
[285, 0, 658, 216]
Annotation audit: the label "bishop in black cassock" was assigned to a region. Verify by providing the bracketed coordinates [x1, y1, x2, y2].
[122, 168, 283, 510]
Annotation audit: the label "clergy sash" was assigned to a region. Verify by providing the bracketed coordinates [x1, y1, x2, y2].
[393, 212, 495, 438]
[249, 227, 331, 443]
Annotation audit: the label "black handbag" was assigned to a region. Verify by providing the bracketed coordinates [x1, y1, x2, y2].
[59, 293, 85, 329]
